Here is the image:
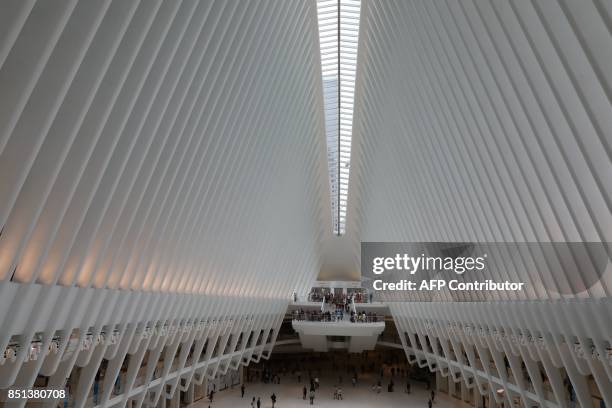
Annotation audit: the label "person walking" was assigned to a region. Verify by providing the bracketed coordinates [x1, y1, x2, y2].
[270, 393, 276, 408]
[241, 384, 245, 398]
[428, 398, 433, 408]
[303, 386, 307, 400]
[256, 397, 261, 408]
[250, 396, 255, 407]
[208, 389, 214, 402]
[309, 389, 315, 405]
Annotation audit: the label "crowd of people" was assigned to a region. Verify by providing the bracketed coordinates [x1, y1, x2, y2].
[307, 290, 374, 305]
[293, 309, 382, 323]
[210, 370, 436, 407]
[232, 351, 438, 407]
[293, 309, 384, 323]
[349, 311, 380, 323]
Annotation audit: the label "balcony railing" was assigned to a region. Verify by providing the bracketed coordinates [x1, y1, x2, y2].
[292, 311, 384, 324]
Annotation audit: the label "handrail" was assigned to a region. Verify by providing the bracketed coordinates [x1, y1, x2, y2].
[292, 312, 384, 323]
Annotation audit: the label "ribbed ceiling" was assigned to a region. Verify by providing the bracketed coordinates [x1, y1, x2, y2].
[0, 0, 331, 298]
[347, 0, 611, 300]
[0, 1, 611, 405]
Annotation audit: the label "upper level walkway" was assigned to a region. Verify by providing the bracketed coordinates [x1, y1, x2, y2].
[291, 308, 386, 353]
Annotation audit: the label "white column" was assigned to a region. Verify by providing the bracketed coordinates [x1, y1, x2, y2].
[187, 382, 195, 405]
[448, 375, 456, 397]
[169, 387, 180, 408]
[461, 378, 469, 402]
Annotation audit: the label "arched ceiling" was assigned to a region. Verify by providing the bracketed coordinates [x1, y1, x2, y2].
[0, 0, 332, 299]
[346, 0, 611, 300]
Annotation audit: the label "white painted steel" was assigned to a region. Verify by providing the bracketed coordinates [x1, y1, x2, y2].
[346, 1, 612, 407]
[0, 0, 331, 406]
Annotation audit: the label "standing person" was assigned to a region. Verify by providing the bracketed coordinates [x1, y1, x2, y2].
[309, 389, 315, 405]
[209, 389, 214, 402]
[431, 389, 435, 402]
[251, 396, 255, 407]
[63, 383, 70, 408]
[270, 393, 276, 408]
[428, 398, 433, 408]
[337, 386, 343, 400]
[351, 376, 357, 387]
[256, 397, 261, 408]
[93, 377, 99, 404]
[303, 386, 307, 400]
[241, 384, 245, 398]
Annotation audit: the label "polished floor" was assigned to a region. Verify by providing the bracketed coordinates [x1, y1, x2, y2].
[190, 372, 472, 408]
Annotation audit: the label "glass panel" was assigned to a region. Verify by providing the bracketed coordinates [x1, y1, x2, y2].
[317, 0, 360, 235]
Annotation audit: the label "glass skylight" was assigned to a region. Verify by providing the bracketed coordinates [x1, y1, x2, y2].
[316, 0, 360, 235]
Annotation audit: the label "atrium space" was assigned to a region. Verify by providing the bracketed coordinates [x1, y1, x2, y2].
[0, 0, 610, 407]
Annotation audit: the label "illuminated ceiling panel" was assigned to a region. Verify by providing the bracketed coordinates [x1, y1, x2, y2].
[317, 0, 360, 235]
